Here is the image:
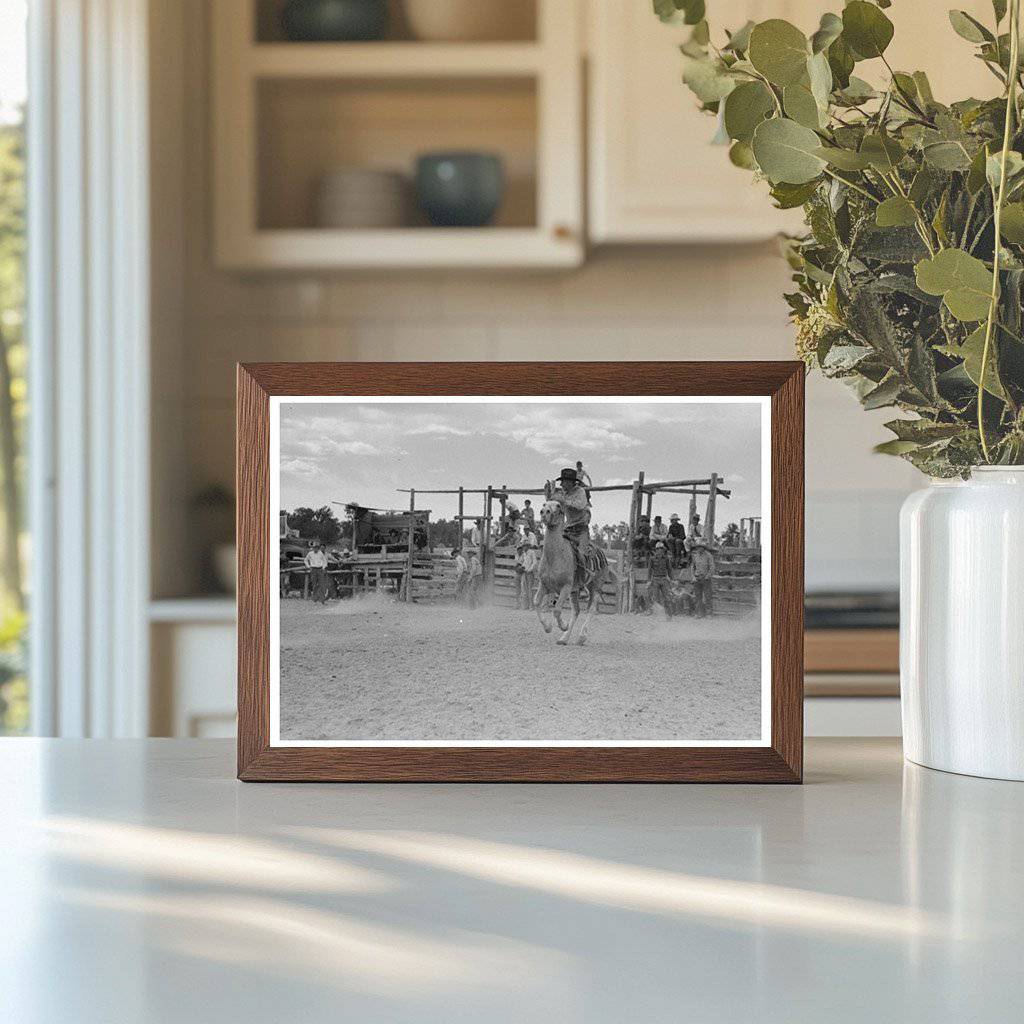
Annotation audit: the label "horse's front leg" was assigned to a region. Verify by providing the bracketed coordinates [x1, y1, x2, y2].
[556, 585, 579, 645]
[575, 576, 602, 645]
[535, 584, 553, 634]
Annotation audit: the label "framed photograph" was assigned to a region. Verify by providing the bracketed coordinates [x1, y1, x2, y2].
[237, 362, 804, 782]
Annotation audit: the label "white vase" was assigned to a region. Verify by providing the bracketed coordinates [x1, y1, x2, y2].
[900, 467, 1024, 780]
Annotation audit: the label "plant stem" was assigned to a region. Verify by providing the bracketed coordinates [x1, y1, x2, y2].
[979, 0, 1021, 463]
[821, 167, 879, 203]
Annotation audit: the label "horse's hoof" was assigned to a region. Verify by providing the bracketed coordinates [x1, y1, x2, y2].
[556, 634, 570, 646]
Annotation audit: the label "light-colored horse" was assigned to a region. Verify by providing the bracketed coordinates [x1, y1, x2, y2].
[535, 499, 615, 645]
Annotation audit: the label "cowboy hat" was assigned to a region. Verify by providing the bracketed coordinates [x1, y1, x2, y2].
[558, 467, 578, 484]
[670, 513, 680, 521]
[654, 540, 666, 549]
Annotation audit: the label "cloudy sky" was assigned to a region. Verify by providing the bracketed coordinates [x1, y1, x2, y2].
[277, 399, 764, 529]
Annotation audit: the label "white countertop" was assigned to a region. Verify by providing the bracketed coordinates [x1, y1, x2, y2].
[2, 738, 1021, 1023]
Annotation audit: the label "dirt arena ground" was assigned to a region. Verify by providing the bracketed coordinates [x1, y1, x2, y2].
[278, 597, 763, 743]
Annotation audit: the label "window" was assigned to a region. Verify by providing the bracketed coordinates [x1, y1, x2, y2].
[0, 0, 28, 734]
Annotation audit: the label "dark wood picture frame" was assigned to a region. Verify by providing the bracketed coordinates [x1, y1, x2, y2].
[237, 362, 804, 782]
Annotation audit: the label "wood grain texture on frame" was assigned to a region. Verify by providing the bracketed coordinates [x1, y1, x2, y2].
[237, 362, 804, 782]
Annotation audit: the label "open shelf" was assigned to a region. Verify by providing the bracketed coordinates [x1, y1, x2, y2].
[213, 0, 581, 268]
[257, 76, 537, 232]
[249, 42, 544, 77]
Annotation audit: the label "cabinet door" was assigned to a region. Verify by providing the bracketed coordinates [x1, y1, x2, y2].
[588, 1, 813, 243]
[588, 1, 1002, 245]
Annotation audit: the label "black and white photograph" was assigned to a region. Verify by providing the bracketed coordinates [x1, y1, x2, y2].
[269, 396, 770, 746]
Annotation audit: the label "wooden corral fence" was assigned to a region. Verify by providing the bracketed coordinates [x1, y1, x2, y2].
[283, 470, 762, 613]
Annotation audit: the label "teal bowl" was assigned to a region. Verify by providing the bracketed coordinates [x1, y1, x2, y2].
[281, 0, 388, 42]
[415, 152, 505, 228]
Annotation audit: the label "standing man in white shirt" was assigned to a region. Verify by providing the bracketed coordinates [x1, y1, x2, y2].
[304, 540, 329, 604]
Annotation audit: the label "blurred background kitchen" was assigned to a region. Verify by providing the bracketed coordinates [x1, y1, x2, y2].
[2, 0, 997, 740]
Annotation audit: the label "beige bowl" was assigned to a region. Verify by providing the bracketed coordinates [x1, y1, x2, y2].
[314, 168, 410, 228]
[404, 0, 535, 42]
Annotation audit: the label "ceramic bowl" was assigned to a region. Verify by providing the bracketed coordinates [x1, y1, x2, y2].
[281, 0, 388, 42]
[415, 152, 504, 228]
[403, 0, 534, 42]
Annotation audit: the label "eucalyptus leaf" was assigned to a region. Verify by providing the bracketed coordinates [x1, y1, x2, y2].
[723, 81, 775, 144]
[724, 20, 755, 53]
[836, 76, 878, 105]
[814, 146, 872, 171]
[842, 1, 895, 60]
[874, 438, 921, 455]
[752, 117, 827, 184]
[923, 140, 973, 171]
[967, 143, 993, 193]
[986, 150, 1024, 190]
[915, 249, 994, 321]
[682, 55, 737, 103]
[653, 0, 705, 25]
[862, 374, 903, 409]
[827, 35, 855, 89]
[912, 71, 935, 105]
[860, 133, 905, 173]
[875, 196, 918, 228]
[748, 19, 810, 87]
[948, 10, 993, 44]
[1000, 202, 1024, 243]
[770, 179, 821, 209]
[728, 140, 758, 170]
[807, 51, 833, 111]
[810, 12, 843, 54]
[958, 324, 1007, 398]
[783, 83, 822, 129]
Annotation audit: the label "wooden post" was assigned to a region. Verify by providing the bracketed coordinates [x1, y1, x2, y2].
[499, 483, 508, 545]
[457, 486, 464, 551]
[644, 489, 653, 520]
[705, 473, 719, 545]
[482, 486, 493, 604]
[705, 473, 719, 615]
[405, 488, 415, 602]
[689, 489, 698, 536]
[351, 512, 357, 555]
[628, 472, 644, 613]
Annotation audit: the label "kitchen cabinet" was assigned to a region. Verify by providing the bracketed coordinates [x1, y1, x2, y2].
[587, 0, 999, 244]
[211, 0, 583, 269]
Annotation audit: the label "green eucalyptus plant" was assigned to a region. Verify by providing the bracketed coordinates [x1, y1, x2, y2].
[659, 0, 1024, 475]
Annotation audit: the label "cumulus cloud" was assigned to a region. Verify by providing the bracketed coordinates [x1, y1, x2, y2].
[504, 415, 641, 458]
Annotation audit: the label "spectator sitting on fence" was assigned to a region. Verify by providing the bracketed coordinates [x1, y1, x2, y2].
[691, 539, 715, 619]
[646, 540, 675, 620]
[685, 513, 704, 552]
[522, 499, 536, 530]
[667, 513, 686, 564]
[304, 540, 330, 604]
[651, 515, 669, 550]
[470, 519, 483, 549]
[575, 460, 593, 490]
